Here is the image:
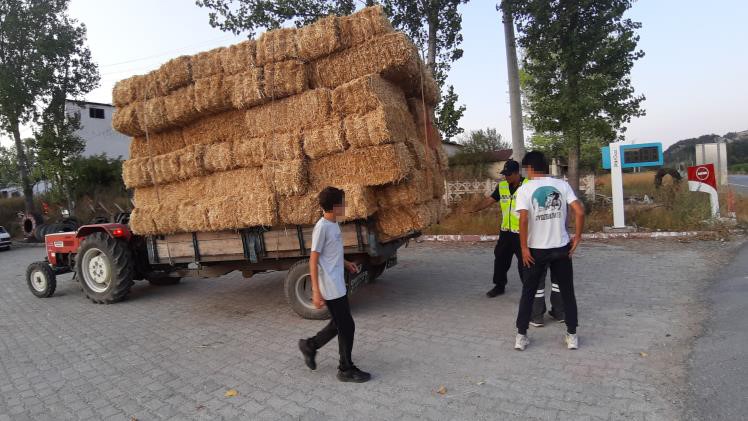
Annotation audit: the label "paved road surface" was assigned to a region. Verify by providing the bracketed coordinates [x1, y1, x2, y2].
[688, 241, 748, 420]
[728, 175, 748, 194]
[0, 239, 741, 420]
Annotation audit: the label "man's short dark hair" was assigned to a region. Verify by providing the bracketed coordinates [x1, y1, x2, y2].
[318, 187, 345, 212]
[521, 150, 549, 173]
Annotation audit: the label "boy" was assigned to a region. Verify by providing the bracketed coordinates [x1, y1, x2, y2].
[513, 151, 585, 351]
[298, 187, 372, 383]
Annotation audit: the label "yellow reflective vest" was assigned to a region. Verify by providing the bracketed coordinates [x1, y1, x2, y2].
[498, 178, 528, 233]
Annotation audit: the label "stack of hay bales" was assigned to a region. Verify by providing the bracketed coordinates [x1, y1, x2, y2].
[115, 6, 448, 242]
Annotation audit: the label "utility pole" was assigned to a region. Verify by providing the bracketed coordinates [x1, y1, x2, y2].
[501, 2, 526, 162]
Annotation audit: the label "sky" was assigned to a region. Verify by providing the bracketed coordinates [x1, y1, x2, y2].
[4, 0, 747, 149]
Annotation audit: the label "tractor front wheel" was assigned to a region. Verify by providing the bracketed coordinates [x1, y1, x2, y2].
[75, 232, 134, 304]
[26, 261, 57, 298]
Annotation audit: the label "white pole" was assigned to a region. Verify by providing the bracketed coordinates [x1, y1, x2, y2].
[609, 142, 625, 228]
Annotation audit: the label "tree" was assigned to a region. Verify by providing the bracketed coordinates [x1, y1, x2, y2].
[0, 0, 99, 214]
[508, 0, 645, 191]
[195, 0, 469, 139]
[459, 128, 510, 154]
[499, 1, 526, 162]
[69, 155, 125, 200]
[0, 145, 19, 188]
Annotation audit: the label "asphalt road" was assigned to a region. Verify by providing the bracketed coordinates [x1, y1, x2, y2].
[728, 175, 748, 195]
[688, 241, 748, 420]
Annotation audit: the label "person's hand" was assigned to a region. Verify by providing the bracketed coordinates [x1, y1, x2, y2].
[312, 291, 325, 309]
[521, 247, 535, 267]
[569, 237, 581, 257]
[345, 261, 360, 273]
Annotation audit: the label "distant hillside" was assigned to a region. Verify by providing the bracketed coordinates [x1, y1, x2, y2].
[664, 130, 748, 166]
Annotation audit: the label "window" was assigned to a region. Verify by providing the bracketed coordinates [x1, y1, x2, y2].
[89, 107, 105, 119]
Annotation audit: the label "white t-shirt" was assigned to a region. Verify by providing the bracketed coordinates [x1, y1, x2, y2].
[515, 177, 578, 249]
[311, 217, 346, 300]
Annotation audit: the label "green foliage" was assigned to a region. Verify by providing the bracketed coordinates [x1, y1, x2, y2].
[529, 132, 606, 172]
[449, 128, 509, 178]
[0, 145, 19, 187]
[0, 196, 25, 238]
[69, 155, 125, 199]
[458, 128, 509, 154]
[508, 0, 646, 187]
[729, 163, 748, 174]
[436, 85, 466, 141]
[663, 131, 748, 167]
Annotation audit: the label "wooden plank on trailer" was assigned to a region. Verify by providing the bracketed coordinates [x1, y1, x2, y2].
[198, 238, 244, 256]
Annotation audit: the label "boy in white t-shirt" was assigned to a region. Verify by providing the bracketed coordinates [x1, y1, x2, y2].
[513, 151, 585, 351]
[298, 187, 372, 383]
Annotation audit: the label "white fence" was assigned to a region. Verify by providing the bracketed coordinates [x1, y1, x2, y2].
[444, 175, 596, 204]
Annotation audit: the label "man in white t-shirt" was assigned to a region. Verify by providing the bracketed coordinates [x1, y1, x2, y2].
[513, 151, 585, 351]
[298, 187, 372, 383]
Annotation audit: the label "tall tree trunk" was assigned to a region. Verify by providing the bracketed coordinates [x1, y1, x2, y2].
[501, 3, 526, 163]
[11, 120, 35, 214]
[426, 13, 438, 76]
[567, 130, 581, 193]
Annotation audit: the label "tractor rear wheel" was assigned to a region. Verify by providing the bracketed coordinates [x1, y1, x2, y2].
[75, 232, 134, 304]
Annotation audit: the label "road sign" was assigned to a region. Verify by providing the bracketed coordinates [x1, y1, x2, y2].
[601, 142, 663, 169]
[687, 163, 719, 218]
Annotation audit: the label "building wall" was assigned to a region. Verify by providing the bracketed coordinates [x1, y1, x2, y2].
[65, 101, 130, 159]
[442, 143, 463, 157]
[486, 161, 508, 180]
[695, 143, 729, 186]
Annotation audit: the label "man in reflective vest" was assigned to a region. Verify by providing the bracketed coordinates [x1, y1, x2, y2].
[471, 160, 527, 297]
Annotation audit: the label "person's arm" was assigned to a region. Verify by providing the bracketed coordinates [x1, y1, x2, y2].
[470, 196, 498, 213]
[519, 210, 534, 267]
[309, 251, 324, 309]
[568, 200, 585, 257]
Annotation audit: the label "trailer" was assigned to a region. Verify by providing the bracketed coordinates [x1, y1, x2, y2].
[26, 218, 411, 319]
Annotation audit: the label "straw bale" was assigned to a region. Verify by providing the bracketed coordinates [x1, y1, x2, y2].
[194, 74, 231, 114]
[339, 5, 393, 48]
[403, 135, 429, 170]
[177, 201, 212, 233]
[264, 130, 303, 161]
[343, 105, 414, 149]
[227, 68, 265, 109]
[263, 159, 308, 196]
[164, 85, 199, 127]
[139, 96, 169, 133]
[151, 204, 181, 234]
[432, 167, 446, 199]
[183, 110, 247, 145]
[435, 143, 449, 170]
[129, 137, 147, 159]
[332, 74, 406, 116]
[256, 28, 298, 66]
[278, 193, 321, 226]
[112, 77, 138, 108]
[112, 104, 143, 137]
[158, 56, 192, 93]
[232, 136, 266, 168]
[375, 202, 433, 241]
[408, 97, 442, 150]
[122, 158, 152, 189]
[263, 60, 308, 99]
[203, 141, 236, 173]
[296, 15, 341, 61]
[205, 167, 269, 198]
[220, 40, 256, 75]
[130, 130, 186, 158]
[375, 169, 433, 208]
[177, 144, 206, 180]
[339, 184, 377, 222]
[309, 142, 413, 187]
[192, 47, 225, 80]
[302, 119, 346, 159]
[136, 71, 165, 100]
[129, 207, 157, 235]
[206, 197, 241, 231]
[133, 182, 193, 209]
[234, 191, 278, 227]
[150, 151, 181, 185]
[244, 89, 331, 137]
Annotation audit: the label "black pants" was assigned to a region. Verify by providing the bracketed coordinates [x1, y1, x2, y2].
[517, 244, 578, 334]
[307, 295, 355, 371]
[493, 231, 522, 288]
[532, 268, 565, 320]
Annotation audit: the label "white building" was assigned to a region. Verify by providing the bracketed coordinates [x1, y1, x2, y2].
[65, 100, 130, 159]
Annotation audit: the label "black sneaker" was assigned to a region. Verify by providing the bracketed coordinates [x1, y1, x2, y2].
[548, 310, 565, 323]
[298, 339, 317, 371]
[530, 317, 544, 327]
[337, 366, 371, 383]
[486, 286, 505, 297]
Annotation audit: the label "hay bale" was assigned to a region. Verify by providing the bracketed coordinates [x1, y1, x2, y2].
[256, 28, 298, 66]
[278, 193, 321, 225]
[220, 40, 256, 75]
[264, 130, 303, 161]
[177, 201, 212, 233]
[339, 5, 393, 48]
[339, 184, 377, 221]
[129, 207, 158, 235]
[130, 130, 186, 158]
[432, 169, 446, 199]
[183, 110, 247, 145]
[112, 103, 143, 137]
[151, 151, 181, 185]
[309, 142, 412, 187]
[203, 141, 235, 173]
[158, 56, 192, 93]
[302, 119, 347, 159]
[403, 135, 430, 171]
[435, 143, 449, 170]
[244, 89, 331, 137]
[122, 158, 152, 189]
[408, 97, 442, 150]
[263, 60, 308, 99]
[177, 144, 206, 180]
[215, 167, 269, 195]
[263, 159, 307, 196]
[139, 96, 169, 133]
[227, 68, 266, 109]
[343, 105, 414, 149]
[234, 191, 278, 227]
[296, 15, 341, 61]
[375, 202, 433, 241]
[332, 74, 406, 116]
[192, 47, 225, 80]
[206, 197, 241, 231]
[164, 85, 199, 127]
[129, 137, 147, 159]
[112, 77, 138, 108]
[232, 136, 266, 168]
[375, 169, 433, 208]
[194, 74, 231, 114]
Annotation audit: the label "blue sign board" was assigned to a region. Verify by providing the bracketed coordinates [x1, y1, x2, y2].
[601, 142, 663, 169]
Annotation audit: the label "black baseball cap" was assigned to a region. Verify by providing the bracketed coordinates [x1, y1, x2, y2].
[500, 159, 520, 176]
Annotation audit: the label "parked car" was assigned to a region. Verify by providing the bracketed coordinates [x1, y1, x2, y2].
[0, 226, 11, 250]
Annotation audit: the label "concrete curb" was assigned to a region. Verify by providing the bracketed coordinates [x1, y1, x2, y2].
[418, 231, 714, 242]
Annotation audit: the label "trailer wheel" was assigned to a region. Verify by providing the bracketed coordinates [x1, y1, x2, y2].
[26, 261, 57, 298]
[284, 259, 330, 320]
[75, 232, 134, 304]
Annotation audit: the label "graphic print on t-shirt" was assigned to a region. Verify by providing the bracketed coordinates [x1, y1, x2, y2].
[531, 186, 564, 221]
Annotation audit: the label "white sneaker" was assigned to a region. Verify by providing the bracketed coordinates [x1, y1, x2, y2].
[514, 334, 529, 351]
[564, 333, 579, 350]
